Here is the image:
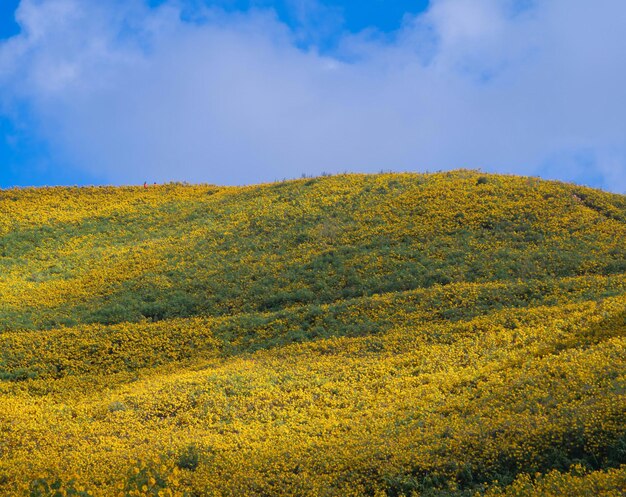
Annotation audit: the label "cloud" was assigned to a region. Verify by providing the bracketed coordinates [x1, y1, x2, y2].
[0, 0, 625, 191]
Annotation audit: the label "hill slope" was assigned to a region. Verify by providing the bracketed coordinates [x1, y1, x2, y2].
[0, 170, 625, 496]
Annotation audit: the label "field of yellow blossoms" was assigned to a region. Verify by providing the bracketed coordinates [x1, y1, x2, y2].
[0, 170, 625, 496]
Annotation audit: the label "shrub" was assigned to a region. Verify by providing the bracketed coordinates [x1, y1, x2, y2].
[176, 444, 200, 471]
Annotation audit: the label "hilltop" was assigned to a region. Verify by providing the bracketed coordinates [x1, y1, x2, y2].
[0, 170, 625, 496]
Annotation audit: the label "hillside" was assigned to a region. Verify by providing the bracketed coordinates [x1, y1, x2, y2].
[0, 170, 625, 496]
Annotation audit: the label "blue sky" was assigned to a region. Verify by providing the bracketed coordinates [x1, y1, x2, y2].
[0, 0, 625, 191]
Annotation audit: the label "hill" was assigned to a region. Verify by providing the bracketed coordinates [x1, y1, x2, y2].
[0, 170, 625, 496]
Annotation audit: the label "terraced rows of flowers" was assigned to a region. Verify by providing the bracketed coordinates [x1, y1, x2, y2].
[0, 171, 624, 496]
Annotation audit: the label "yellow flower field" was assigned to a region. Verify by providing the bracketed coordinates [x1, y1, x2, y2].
[0, 171, 624, 495]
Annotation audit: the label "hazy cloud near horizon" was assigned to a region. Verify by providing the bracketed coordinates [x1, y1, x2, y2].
[1, 0, 625, 191]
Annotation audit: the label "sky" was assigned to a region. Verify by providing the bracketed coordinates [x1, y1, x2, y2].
[0, 0, 625, 192]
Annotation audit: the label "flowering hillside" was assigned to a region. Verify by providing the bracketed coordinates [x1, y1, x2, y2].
[0, 170, 625, 496]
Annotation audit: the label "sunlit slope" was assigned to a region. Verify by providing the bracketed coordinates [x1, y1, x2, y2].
[1, 170, 625, 496]
[1, 170, 625, 331]
[1, 285, 625, 496]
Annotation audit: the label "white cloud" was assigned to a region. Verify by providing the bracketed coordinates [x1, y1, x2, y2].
[1, 0, 625, 191]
